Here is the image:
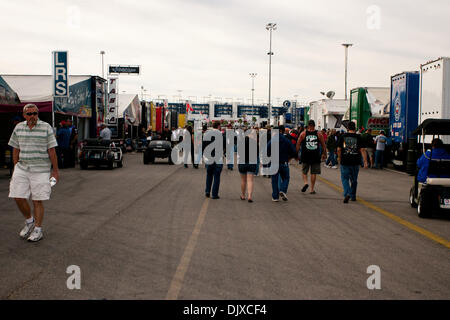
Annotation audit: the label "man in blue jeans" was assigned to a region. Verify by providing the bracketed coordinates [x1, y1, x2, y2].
[337, 122, 368, 203]
[203, 121, 225, 199]
[267, 126, 297, 202]
[374, 130, 387, 169]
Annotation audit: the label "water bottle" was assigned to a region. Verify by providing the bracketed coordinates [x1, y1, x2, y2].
[50, 177, 57, 187]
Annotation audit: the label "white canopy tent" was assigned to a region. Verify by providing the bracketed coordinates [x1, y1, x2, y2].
[117, 94, 141, 125]
[1, 75, 90, 103]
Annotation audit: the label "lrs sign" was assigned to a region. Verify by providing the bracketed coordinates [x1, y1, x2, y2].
[52, 51, 68, 97]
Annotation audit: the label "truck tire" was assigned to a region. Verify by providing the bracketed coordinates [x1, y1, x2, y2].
[409, 187, 417, 208]
[417, 193, 432, 218]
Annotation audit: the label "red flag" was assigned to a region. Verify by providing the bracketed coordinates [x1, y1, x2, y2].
[186, 102, 194, 113]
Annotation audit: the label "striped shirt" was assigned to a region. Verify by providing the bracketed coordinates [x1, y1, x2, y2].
[8, 119, 58, 173]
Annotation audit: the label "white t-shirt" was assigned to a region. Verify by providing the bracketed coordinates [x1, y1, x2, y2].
[375, 135, 387, 151]
[100, 127, 112, 140]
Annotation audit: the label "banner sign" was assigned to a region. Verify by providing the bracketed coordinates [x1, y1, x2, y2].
[106, 77, 118, 125]
[108, 65, 140, 75]
[53, 78, 92, 117]
[52, 51, 69, 97]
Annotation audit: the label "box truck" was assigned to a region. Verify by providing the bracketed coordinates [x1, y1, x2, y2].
[389, 72, 420, 170]
[419, 57, 450, 143]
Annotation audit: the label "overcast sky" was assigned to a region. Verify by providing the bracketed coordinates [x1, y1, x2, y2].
[1, 0, 450, 105]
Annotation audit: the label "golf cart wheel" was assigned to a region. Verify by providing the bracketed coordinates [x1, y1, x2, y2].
[118, 160, 123, 168]
[80, 161, 88, 170]
[417, 194, 431, 218]
[143, 154, 149, 164]
[150, 156, 155, 164]
[108, 160, 114, 170]
[409, 187, 417, 208]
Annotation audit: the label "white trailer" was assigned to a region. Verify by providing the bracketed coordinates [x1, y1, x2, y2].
[309, 99, 348, 130]
[419, 57, 450, 143]
[319, 99, 348, 130]
[308, 100, 322, 129]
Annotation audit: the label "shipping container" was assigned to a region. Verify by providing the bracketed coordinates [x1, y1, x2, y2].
[389, 72, 420, 168]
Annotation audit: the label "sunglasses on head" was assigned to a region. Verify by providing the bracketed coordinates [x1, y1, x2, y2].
[25, 112, 38, 116]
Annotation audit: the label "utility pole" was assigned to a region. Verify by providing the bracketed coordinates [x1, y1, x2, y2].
[266, 23, 277, 123]
[342, 44, 353, 100]
[249, 73, 257, 107]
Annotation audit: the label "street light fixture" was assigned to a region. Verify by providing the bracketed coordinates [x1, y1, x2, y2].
[141, 85, 147, 101]
[342, 43, 353, 100]
[100, 50, 105, 78]
[266, 22, 277, 122]
[249, 73, 257, 107]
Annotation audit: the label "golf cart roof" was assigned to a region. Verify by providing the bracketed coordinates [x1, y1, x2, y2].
[412, 119, 450, 135]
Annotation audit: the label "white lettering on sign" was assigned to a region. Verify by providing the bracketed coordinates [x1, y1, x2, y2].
[53, 51, 68, 97]
[55, 82, 67, 96]
[55, 54, 65, 66]
[55, 67, 67, 81]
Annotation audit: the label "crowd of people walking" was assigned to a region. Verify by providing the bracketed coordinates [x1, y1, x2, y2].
[174, 119, 387, 205]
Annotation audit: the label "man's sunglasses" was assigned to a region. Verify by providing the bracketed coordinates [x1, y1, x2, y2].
[25, 112, 38, 116]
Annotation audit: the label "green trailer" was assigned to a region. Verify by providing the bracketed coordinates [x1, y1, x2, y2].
[304, 106, 310, 124]
[347, 87, 390, 135]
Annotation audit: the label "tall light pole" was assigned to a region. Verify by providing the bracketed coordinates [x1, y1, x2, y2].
[100, 50, 105, 78]
[141, 85, 145, 100]
[266, 23, 277, 122]
[342, 44, 353, 100]
[249, 73, 257, 107]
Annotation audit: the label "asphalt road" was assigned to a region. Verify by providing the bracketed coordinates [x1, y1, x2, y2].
[0, 152, 449, 299]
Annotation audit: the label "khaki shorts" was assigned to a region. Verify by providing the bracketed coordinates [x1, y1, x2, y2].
[9, 165, 51, 201]
[366, 148, 374, 158]
[302, 162, 321, 175]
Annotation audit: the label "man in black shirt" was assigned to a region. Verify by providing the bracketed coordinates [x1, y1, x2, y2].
[296, 120, 327, 194]
[337, 121, 368, 203]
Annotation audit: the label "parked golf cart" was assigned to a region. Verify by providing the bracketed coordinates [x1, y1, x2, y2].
[79, 138, 123, 170]
[409, 119, 450, 218]
[143, 133, 173, 164]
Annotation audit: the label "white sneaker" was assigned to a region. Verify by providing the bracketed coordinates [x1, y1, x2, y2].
[279, 192, 288, 201]
[332, 165, 338, 169]
[324, 164, 330, 168]
[272, 198, 279, 202]
[19, 222, 35, 239]
[27, 228, 43, 242]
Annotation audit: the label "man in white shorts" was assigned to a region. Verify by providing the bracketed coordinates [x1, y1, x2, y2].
[8, 104, 59, 242]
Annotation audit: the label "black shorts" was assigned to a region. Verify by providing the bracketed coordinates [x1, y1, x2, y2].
[238, 164, 257, 175]
[302, 162, 321, 175]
